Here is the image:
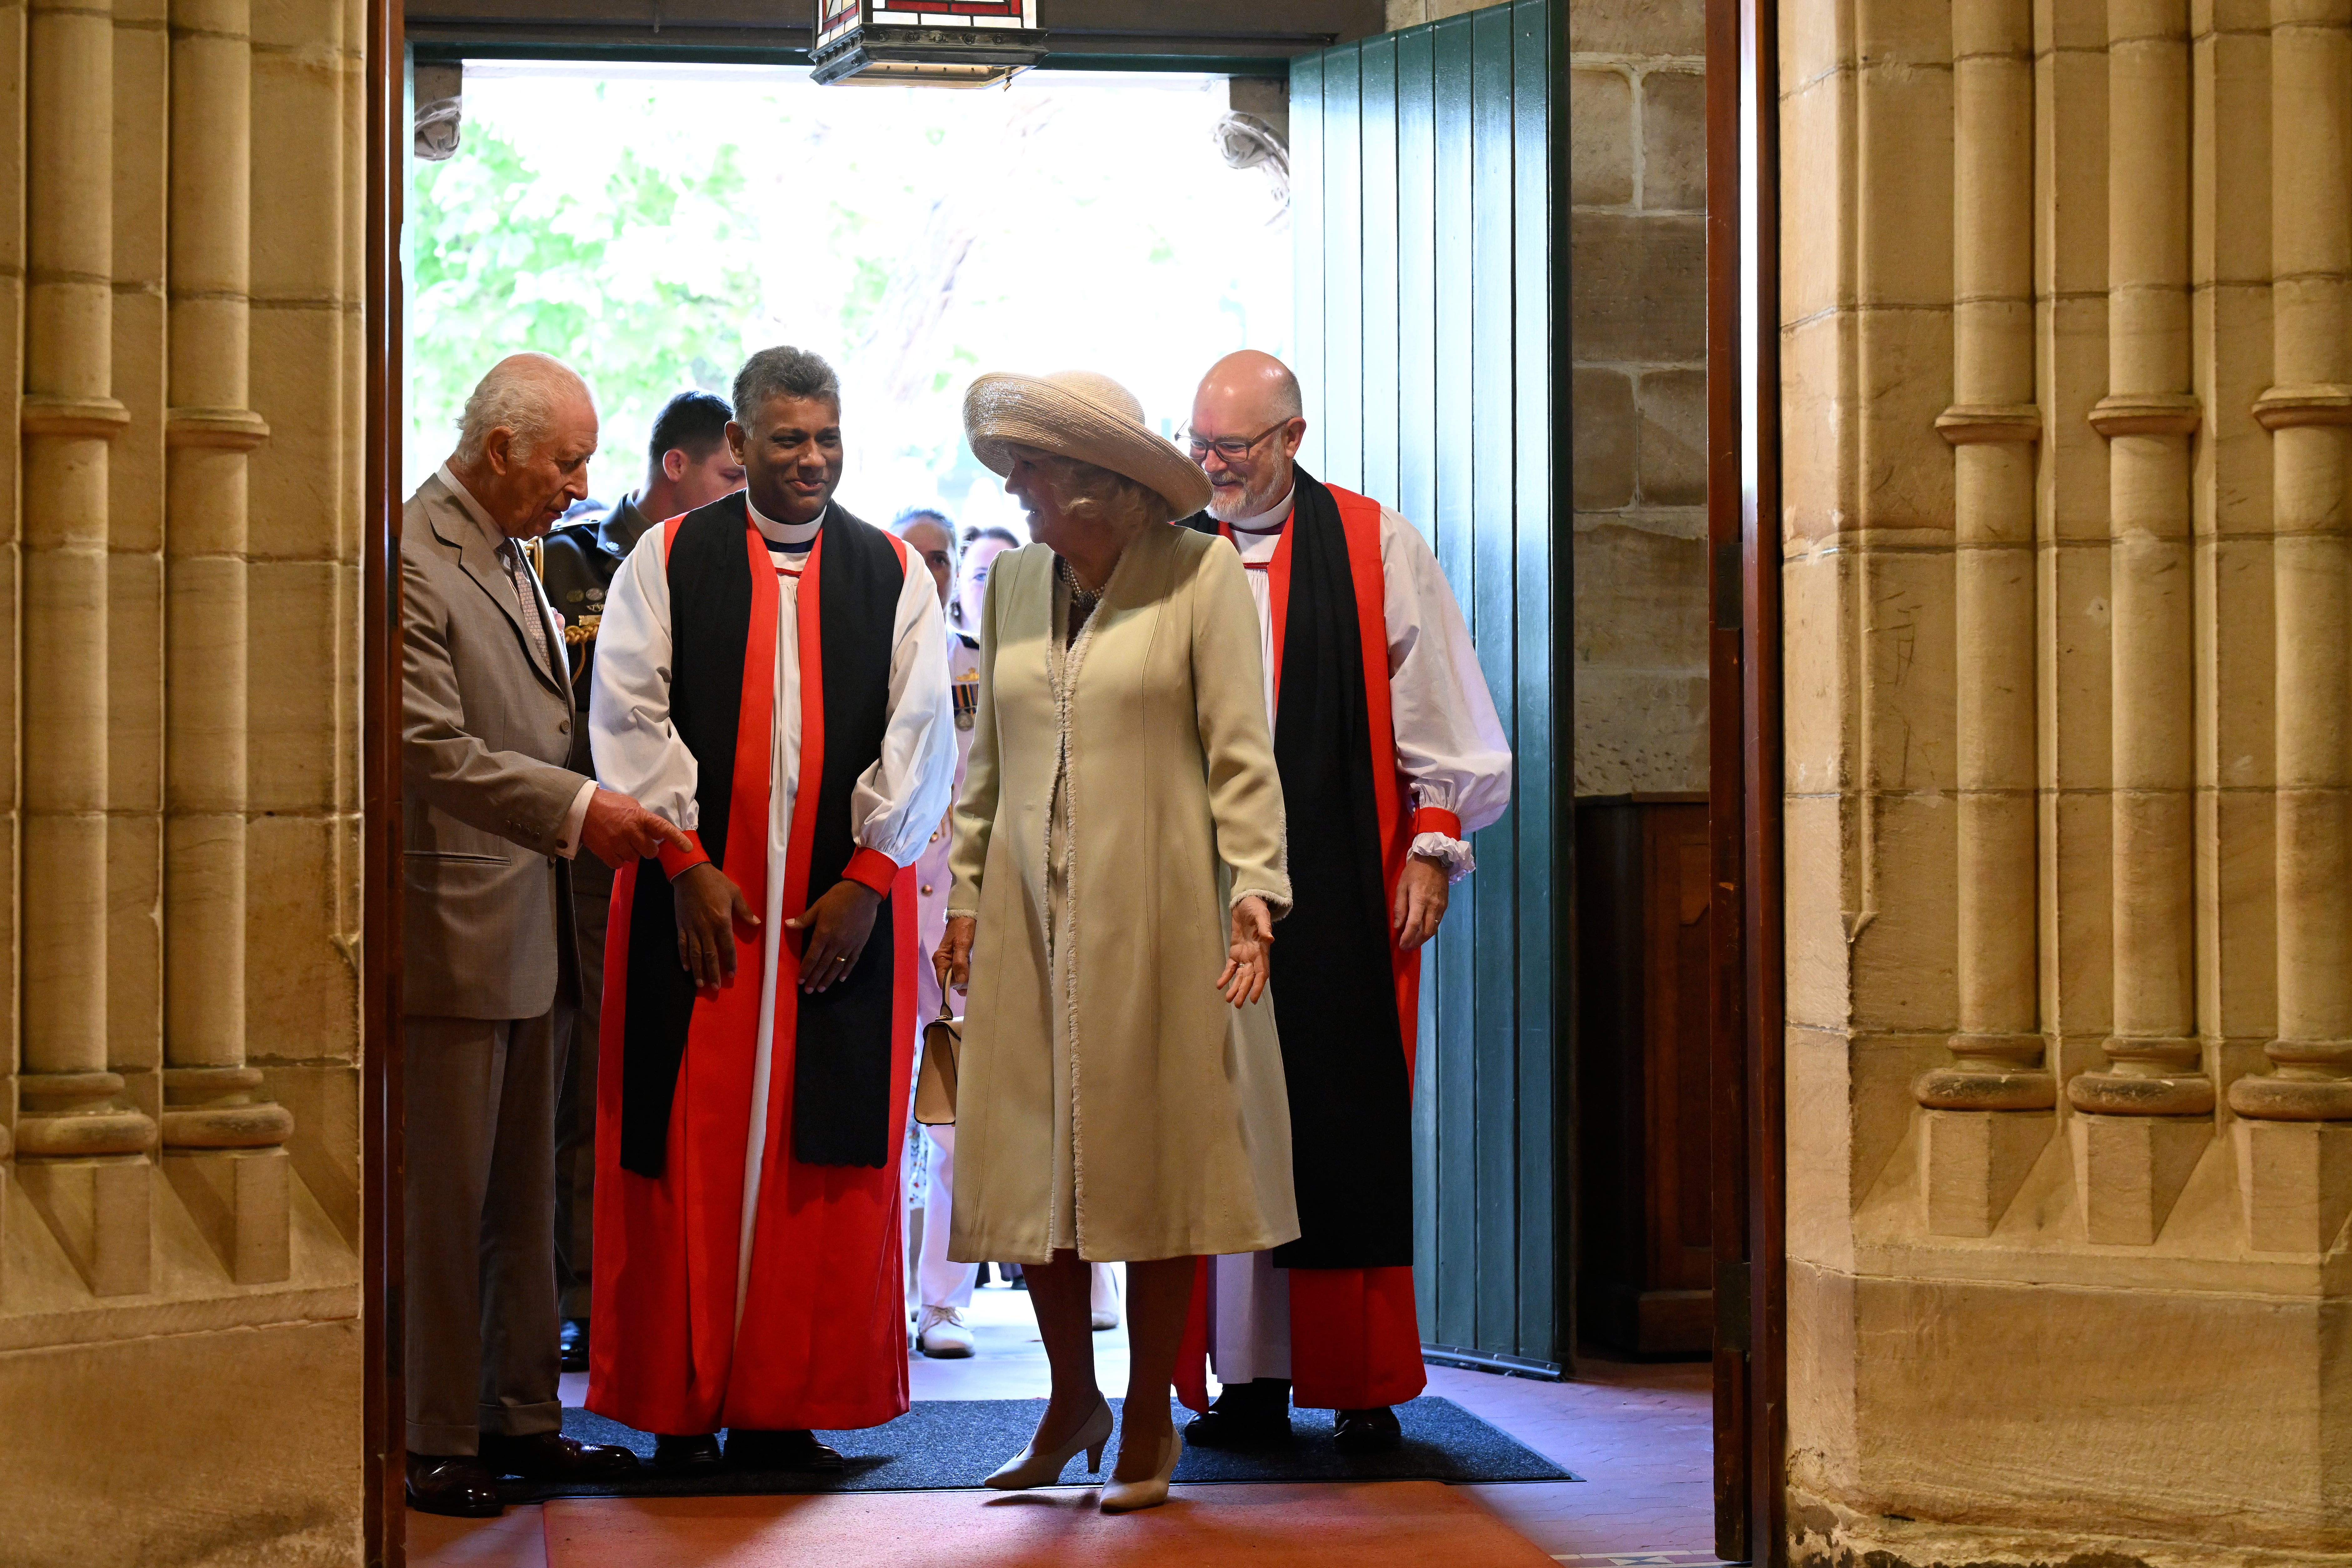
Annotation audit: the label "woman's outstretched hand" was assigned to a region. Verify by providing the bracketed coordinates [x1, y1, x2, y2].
[935, 914, 977, 998]
[1217, 895, 1274, 1008]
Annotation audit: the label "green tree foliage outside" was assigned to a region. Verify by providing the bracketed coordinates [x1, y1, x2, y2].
[408, 118, 753, 488]
[404, 70, 1289, 523]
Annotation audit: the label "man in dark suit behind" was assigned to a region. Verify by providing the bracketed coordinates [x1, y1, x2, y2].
[540, 389, 743, 1369]
[400, 351, 690, 1517]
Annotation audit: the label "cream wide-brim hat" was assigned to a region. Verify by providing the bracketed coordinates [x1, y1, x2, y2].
[963, 369, 1214, 520]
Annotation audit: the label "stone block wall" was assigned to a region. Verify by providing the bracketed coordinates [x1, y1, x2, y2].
[1780, 0, 2352, 1561]
[1391, 0, 1711, 798]
[1566, 0, 1707, 797]
[0, 0, 367, 1562]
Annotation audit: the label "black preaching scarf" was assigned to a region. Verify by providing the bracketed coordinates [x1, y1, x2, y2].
[1184, 470, 1415, 1268]
[616, 496, 903, 1178]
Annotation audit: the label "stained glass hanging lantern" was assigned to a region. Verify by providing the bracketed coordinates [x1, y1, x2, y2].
[812, 0, 1046, 87]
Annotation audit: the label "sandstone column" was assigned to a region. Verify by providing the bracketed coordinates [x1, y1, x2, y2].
[2065, 0, 2213, 1244]
[159, 0, 290, 1284]
[1916, 0, 2049, 1237]
[13, 0, 153, 1295]
[2229, 0, 2352, 1252]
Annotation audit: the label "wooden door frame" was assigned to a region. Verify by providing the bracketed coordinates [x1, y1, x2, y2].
[356, 11, 1753, 1562]
[362, 0, 407, 1561]
[1704, 0, 1785, 1560]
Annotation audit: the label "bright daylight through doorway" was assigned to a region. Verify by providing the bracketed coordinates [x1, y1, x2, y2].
[406, 62, 1292, 528]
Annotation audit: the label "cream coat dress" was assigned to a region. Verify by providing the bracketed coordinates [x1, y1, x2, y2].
[946, 524, 1300, 1264]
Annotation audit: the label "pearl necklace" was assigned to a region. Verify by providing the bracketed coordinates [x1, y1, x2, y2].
[1057, 554, 1106, 606]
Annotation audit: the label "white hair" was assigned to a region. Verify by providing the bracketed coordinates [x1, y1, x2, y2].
[455, 353, 591, 464]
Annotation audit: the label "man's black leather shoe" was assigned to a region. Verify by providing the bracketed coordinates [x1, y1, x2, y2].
[1184, 1377, 1295, 1449]
[477, 1430, 642, 1481]
[405, 1454, 502, 1518]
[724, 1428, 845, 1471]
[1332, 1405, 1403, 1454]
[653, 1433, 726, 1475]
[559, 1318, 589, 1372]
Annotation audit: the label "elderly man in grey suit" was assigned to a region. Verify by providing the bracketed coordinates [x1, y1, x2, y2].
[401, 352, 686, 1517]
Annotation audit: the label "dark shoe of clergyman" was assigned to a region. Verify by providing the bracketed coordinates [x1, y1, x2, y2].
[559, 1318, 589, 1373]
[724, 1428, 845, 1471]
[1332, 1406, 1404, 1454]
[404, 1453, 503, 1518]
[1184, 1378, 1295, 1449]
[477, 1430, 642, 1481]
[652, 1433, 726, 1475]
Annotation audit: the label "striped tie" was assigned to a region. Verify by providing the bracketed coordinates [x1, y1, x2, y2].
[501, 539, 554, 678]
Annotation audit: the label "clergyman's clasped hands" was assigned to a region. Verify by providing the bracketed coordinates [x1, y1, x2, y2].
[671, 863, 885, 998]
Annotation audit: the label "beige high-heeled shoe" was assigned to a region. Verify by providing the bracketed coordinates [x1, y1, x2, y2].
[984, 1396, 1114, 1490]
[1099, 1425, 1182, 1514]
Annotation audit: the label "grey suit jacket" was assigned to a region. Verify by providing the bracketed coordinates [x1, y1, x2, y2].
[401, 473, 589, 1020]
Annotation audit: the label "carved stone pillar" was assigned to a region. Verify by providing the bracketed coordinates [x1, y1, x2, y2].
[14, 0, 154, 1295]
[2065, 0, 2212, 1245]
[2228, 0, 2352, 1254]
[1916, 0, 2050, 1237]
[158, 0, 288, 1284]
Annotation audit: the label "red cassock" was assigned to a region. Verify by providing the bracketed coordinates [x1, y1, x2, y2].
[587, 503, 919, 1436]
[1174, 474, 1446, 1414]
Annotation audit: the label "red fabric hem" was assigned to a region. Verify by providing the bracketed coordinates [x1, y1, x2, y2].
[1287, 1264, 1428, 1411]
[1174, 1256, 1214, 1414]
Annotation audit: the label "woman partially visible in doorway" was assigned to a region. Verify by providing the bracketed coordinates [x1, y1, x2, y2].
[952, 522, 1020, 635]
[934, 369, 1297, 1514]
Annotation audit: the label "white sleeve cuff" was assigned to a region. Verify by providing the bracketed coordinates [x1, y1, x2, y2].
[1410, 832, 1476, 884]
[555, 778, 597, 860]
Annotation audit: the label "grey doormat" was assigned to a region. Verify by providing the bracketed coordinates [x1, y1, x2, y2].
[500, 1396, 1579, 1501]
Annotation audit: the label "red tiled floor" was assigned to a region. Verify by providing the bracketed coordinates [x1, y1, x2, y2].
[536, 1483, 1559, 1568]
[414, 1289, 1721, 1567]
[1427, 1355, 1719, 1560]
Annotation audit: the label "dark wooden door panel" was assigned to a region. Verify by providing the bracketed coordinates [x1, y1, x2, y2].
[1577, 798, 1711, 1359]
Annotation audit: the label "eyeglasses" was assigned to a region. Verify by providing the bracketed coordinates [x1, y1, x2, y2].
[1183, 418, 1295, 462]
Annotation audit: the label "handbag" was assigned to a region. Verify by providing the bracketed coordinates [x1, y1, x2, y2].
[915, 1000, 962, 1126]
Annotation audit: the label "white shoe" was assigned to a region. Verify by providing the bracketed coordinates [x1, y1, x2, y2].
[1100, 1425, 1182, 1513]
[916, 1304, 975, 1359]
[985, 1395, 1113, 1489]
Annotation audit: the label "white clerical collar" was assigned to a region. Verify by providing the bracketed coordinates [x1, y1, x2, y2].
[746, 492, 824, 550]
[436, 462, 513, 558]
[1223, 485, 1295, 537]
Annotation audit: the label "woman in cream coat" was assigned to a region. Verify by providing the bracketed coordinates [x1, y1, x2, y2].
[935, 369, 1297, 1513]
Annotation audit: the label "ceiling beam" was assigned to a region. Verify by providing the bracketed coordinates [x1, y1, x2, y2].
[406, 0, 1382, 68]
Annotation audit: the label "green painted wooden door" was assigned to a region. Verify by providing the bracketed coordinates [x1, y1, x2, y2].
[1289, 0, 1570, 1373]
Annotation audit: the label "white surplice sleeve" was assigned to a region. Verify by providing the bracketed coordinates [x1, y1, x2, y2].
[588, 525, 702, 835]
[846, 547, 958, 869]
[1381, 504, 1515, 882]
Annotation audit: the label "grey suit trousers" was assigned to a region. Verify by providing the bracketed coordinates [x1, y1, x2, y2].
[404, 1012, 565, 1455]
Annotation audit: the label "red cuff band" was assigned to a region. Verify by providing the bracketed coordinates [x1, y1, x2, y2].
[658, 832, 711, 880]
[1410, 807, 1464, 841]
[842, 846, 900, 897]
